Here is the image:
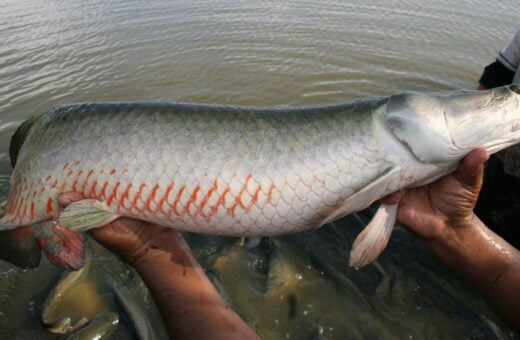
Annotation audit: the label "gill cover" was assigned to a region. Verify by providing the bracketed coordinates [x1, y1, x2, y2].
[384, 92, 454, 163]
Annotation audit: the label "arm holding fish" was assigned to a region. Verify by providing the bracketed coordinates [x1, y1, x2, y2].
[58, 193, 260, 340]
[394, 149, 520, 330]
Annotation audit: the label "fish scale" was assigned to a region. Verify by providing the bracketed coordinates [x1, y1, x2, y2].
[3, 86, 520, 268]
[2, 100, 387, 236]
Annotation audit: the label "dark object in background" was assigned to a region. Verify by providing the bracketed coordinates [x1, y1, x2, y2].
[478, 60, 515, 89]
[477, 54, 520, 249]
[0, 226, 41, 268]
[475, 147, 520, 249]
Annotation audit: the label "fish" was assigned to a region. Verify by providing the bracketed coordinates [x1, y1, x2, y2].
[1, 85, 520, 269]
[61, 313, 119, 340]
[42, 239, 169, 339]
[42, 248, 106, 334]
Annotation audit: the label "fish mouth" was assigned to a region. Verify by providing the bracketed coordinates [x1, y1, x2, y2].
[478, 85, 520, 152]
[481, 130, 520, 154]
[449, 125, 520, 155]
[445, 84, 520, 156]
[509, 84, 520, 94]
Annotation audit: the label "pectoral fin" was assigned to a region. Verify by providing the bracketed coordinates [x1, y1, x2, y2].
[320, 166, 401, 226]
[348, 203, 397, 268]
[58, 199, 119, 232]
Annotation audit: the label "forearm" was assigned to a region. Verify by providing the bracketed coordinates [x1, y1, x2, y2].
[428, 214, 520, 330]
[130, 232, 259, 339]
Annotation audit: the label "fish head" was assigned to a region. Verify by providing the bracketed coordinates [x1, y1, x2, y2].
[384, 85, 520, 164]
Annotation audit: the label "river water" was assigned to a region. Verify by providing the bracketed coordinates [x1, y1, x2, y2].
[0, 0, 519, 338]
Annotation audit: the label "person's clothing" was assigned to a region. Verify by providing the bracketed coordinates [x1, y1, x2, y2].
[497, 29, 520, 76]
[479, 61, 515, 88]
[479, 29, 520, 88]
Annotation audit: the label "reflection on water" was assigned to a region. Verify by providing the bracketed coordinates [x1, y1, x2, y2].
[1, 0, 519, 338]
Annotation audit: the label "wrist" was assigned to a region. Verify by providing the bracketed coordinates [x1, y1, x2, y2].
[427, 212, 477, 246]
[426, 214, 512, 283]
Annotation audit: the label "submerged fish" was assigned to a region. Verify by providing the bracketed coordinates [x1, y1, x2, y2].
[1, 85, 520, 268]
[41, 239, 169, 339]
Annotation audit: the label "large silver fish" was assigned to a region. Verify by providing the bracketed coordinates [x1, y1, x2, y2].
[1, 85, 520, 268]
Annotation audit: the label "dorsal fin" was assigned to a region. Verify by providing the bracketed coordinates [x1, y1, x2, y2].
[9, 115, 38, 167]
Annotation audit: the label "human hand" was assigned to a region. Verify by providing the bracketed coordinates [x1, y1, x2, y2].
[394, 148, 489, 241]
[59, 193, 260, 339]
[58, 192, 178, 264]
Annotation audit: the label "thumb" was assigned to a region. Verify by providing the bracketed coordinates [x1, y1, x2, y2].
[455, 148, 489, 193]
[58, 191, 85, 206]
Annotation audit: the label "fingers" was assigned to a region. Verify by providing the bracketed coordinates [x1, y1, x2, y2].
[58, 192, 85, 206]
[456, 148, 489, 192]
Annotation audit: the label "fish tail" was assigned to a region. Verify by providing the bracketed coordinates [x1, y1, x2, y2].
[0, 218, 85, 270]
[37, 222, 86, 271]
